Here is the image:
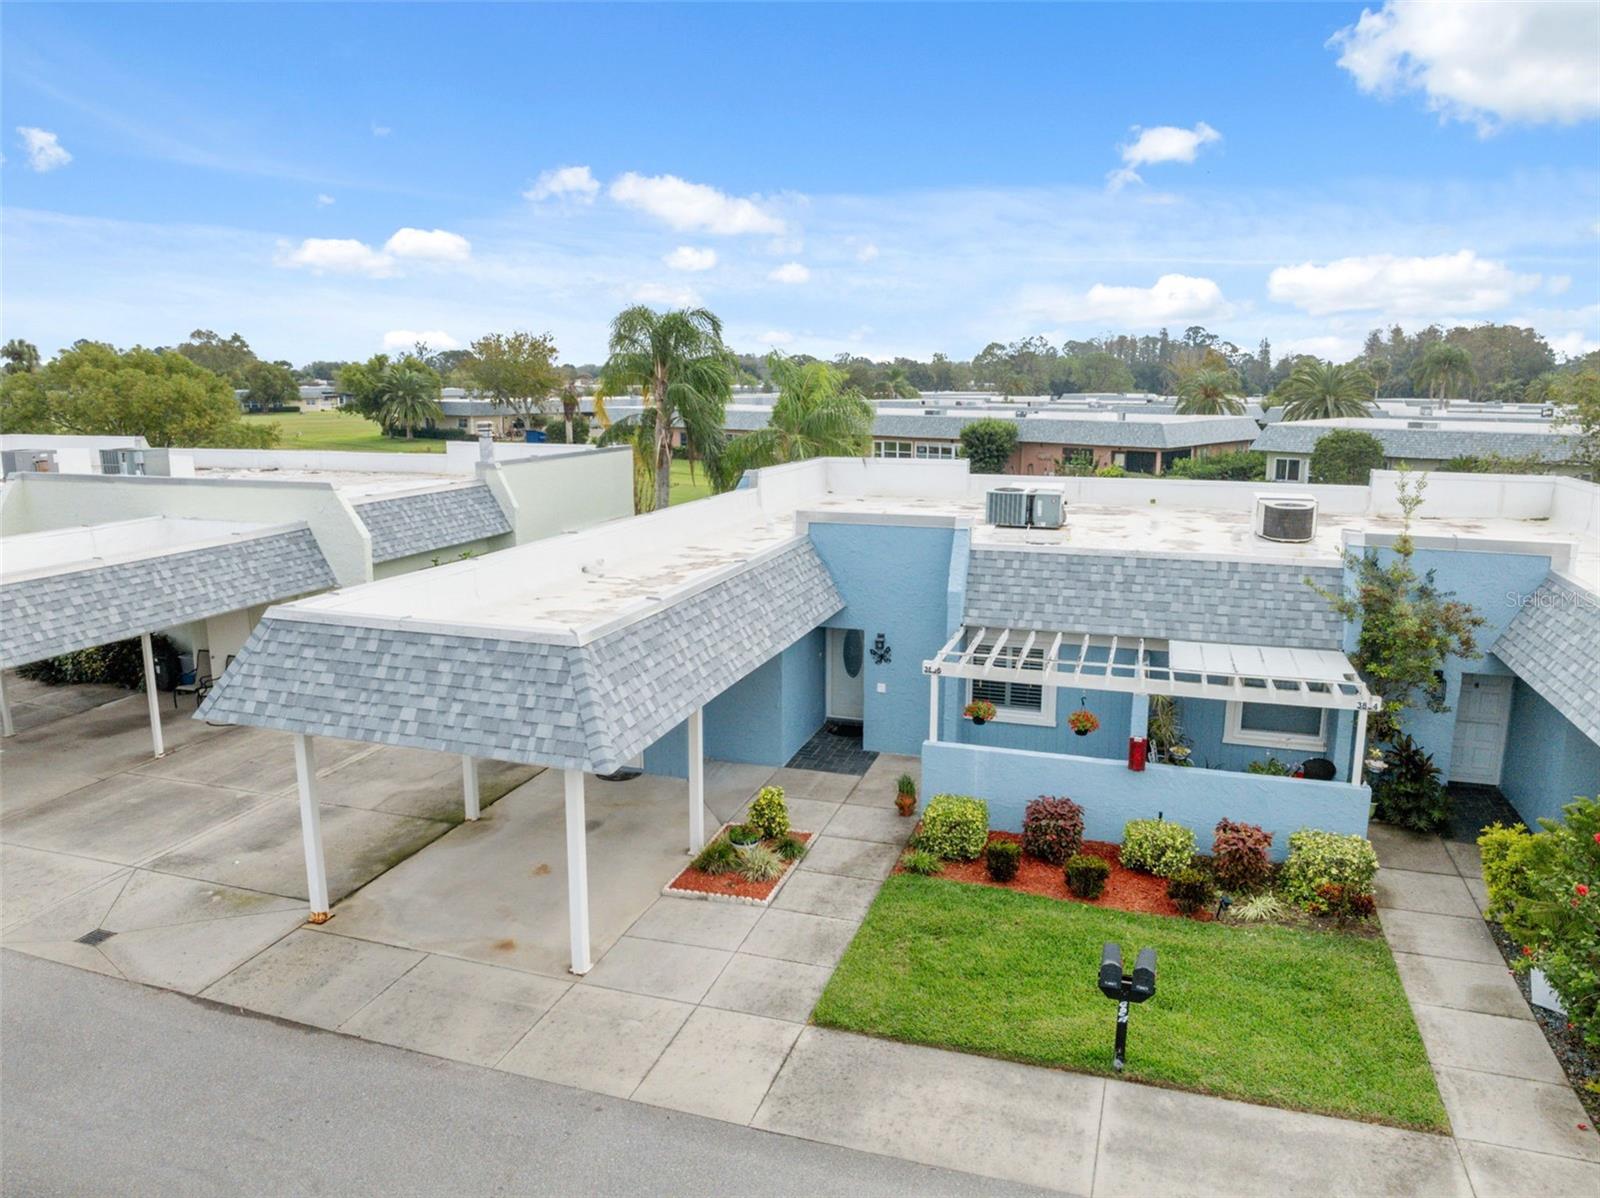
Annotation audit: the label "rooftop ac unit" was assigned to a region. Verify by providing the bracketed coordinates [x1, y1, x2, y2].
[1254, 494, 1318, 543]
[986, 486, 1031, 528]
[1029, 490, 1065, 529]
[1406, 420, 1440, 429]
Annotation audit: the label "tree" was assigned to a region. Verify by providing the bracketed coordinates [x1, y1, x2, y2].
[0, 342, 276, 447]
[872, 365, 919, 398]
[1310, 471, 1484, 742]
[556, 382, 581, 445]
[1174, 366, 1245, 415]
[297, 359, 350, 382]
[173, 329, 257, 381]
[1162, 450, 1266, 481]
[1552, 368, 1600, 478]
[958, 419, 1018, 473]
[2, 338, 40, 374]
[1411, 343, 1476, 399]
[336, 355, 392, 424]
[544, 413, 590, 444]
[1309, 428, 1386, 485]
[1064, 351, 1136, 393]
[238, 360, 300, 411]
[598, 306, 733, 512]
[717, 354, 873, 489]
[468, 331, 561, 426]
[1274, 361, 1375, 421]
[378, 359, 443, 439]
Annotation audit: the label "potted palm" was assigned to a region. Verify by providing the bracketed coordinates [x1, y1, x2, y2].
[726, 823, 761, 858]
[963, 699, 996, 726]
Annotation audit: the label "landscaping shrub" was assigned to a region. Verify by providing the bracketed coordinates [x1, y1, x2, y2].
[1021, 796, 1084, 865]
[983, 840, 1021, 883]
[1280, 829, 1378, 907]
[1230, 892, 1288, 923]
[691, 837, 737, 876]
[18, 632, 179, 690]
[899, 848, 943, 876]
[1371, 733, 1449, 833]
[919, 795, 989, 860]
[1212, 819, 1273, 893]
[1120, 819, 1197, 878]
[1310, 883, 1377, 925]
[774, 834, 808, 862]
[1245, 755, 1293, 776]
[1064, 853, 1110, 899]
[1167, 868, 1216, 915]
[747, 785, 790, 840]
[736, 844, 784, 883]
[1477, 821, 1550, 923]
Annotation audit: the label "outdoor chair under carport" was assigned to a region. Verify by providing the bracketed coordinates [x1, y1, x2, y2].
[173, 650, 213, 708]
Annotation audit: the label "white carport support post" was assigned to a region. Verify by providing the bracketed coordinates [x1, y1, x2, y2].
[292, 734, 331, 923]
[0, 670, 13, 738]
[462, 755, 480, 821]
[928, 673, 940, 743]
[1351, 708, 1369, 788]
[687, 707, 706, 854]
[563, 769, 593, 975]
[140, 633, 165, 759]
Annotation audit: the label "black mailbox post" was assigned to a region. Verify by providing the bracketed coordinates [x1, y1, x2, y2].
[1098, 942, 1157, 1071]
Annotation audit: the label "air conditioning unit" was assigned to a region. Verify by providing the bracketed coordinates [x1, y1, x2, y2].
[1406, 420, 1440, 430]
[1029, 490, 1065, 529]
[986, 486, 1031, 528]
[1254, 494, 1318, 543]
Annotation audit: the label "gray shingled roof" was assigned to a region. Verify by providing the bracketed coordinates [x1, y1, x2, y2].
[353, 484, 512, 563]
[1252, 422, 1574, 462]
[0, 528, 336, 668]
[196, 539, 843, 772]
[870, 413, 1260, 448]
[1491, 574, 1600, 746]
[963, 548, 1345, 649]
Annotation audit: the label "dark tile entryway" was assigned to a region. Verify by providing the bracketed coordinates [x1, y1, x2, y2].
[1446, 782, 1522, 843]
[786, 723, 878, 776]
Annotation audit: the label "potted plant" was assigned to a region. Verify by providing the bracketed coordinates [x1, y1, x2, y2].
[726, 823, 761, 857]
[1068, 708, 1100, 736]
[963, 699, 996, 726]
[1168, 745, 1192, 766]
[895, 773, 917, 817]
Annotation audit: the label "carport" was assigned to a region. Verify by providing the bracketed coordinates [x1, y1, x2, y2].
[198, 534, 843, 974]
[0, 517, 337, 754]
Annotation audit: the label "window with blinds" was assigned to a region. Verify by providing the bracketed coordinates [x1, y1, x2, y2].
[968, 641, 1046, 714]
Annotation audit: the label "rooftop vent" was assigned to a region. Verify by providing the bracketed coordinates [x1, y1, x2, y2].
[1406, 420, 1440, 429]
[986, 486, 1031, 528]
[1254, 494, 1318, 543]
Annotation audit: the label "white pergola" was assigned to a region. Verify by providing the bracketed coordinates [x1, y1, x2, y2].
[924, 626, 1381, 784]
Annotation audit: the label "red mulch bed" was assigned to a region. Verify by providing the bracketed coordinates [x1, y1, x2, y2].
[666, 832, 813, 902]
[907, 831, 1210, 921]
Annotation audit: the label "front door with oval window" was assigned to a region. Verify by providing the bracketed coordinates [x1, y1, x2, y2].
[826, 628, 866, 722]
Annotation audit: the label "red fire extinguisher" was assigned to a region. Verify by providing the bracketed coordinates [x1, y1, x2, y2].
[1128, 736, 1148, 772]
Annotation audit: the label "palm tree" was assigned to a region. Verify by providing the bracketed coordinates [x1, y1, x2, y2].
[716, 355, 874, 490]
[1277, 361, 1376, 421]
[1411, 344, 1476, 400]
[2, 338, 41, 374]
[598, 306, 733, 512]
[1174, 366, 1245, 415]
[871, 366, 919, 399]
[558, 382, 580, 444]
[378, 359, 443, 439]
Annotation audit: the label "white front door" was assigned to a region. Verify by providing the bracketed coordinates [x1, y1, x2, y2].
[826, 628, 866, 722]
[1448, 674, 1512, 785]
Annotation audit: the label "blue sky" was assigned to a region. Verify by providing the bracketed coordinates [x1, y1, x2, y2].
[3, 1, 1597, 366]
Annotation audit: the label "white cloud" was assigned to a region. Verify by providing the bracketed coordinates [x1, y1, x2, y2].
[1330, 1, 1600, 130]
[370, 122, 392, 137]
[630, 282, 702, 307]
[609, 171, 785, 236]
[315, 194, 335, 207]
[1267, 250, 1540, 316]
[382, 329, 460, 351]
[17, 127, 71, 172]
[768, 262, 811, 285]
[383, 227, 471, 262]
[276, 237, 395, 277]
[856, 243, 880, 263]
[1547, 274, 1572, 295]
[757, 329, 794, 345]
[663, 245, 717, 272]
[1549, 330, 1600, 360]
[524, 164, 600, 203]
[1019, 273, 1231, 324]
[1107, 122, 1220, 191]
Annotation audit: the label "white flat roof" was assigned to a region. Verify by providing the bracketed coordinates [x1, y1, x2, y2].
[0, 516, 290, 581]
[192, 465, 467, 500]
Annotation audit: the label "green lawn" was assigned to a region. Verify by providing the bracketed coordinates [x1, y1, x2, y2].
[242, 410, 444, 453]
[668, 458, 716, 504]
[814, 874, 1447, 1131]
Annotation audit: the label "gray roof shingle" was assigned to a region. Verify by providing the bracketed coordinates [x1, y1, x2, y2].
[0, 528, 336, 668]
[962, 548, 1345, 648]
[869, 413, 1260, 449]
[1251, 422, 1574, 462]
[196, 539, 844, 772]
[1491, 575, 1600, 746]
[353, 484, 512, 563]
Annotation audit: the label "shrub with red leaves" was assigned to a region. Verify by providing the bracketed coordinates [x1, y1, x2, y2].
[1212, 819, 1274, 893]
[1311, 882, 1377, 925]
[1022, 796, 1085, 865]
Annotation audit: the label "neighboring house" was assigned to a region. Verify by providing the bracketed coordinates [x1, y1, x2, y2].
[197, 458, 1598, 970]
[1252, 418, 1580, 482]
[297, 384, 346, 410]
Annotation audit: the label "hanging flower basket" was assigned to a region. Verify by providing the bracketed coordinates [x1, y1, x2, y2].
[1068, 709, 1100, 736]
[963, 699, 996, 726]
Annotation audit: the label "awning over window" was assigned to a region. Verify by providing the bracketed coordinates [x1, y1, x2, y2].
[924, 626, 1377, 711]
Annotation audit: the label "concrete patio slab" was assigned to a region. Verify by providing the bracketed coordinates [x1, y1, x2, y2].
[0, 758, 106, 819]
[849, 753, 918, 808]
[753, 1027, 1102, 1194]
[1456, 1141, 1600, 1198]
[701, 953, 833, 1024]
[2, 692, 230, 792]
[338, 953, 570, 1068]
[1094, 1078, 1472, 1198]
[796, 835, 901, 880]
[201, 928, 423, 1031]
[1443, 838, 1483, 878]
[101, 907, 308, 994]
[1464, 874, 1489, 914]
[762, 768, 859, 805]
[148, 799, 451, 904]
[317, 747, 538, 822]
[0, 675, 130, 736]
[626, 896, 762, 951]
[753, 796, 840, 834]
[1411, 1005, 1568, 1084]
[701, 761, 782, 824]
[632, 1006, 801, 1124]
[129, 726, 366, 796]
[580, 936, 732, 1004]
[1434, 1067, 1600, 1161]
[740, 908, 860, 969]
[1376, 868, 1481, 918]
[771, 870, 882, 921]
[1392, 951, 1532, 1020]
[1379, 908, 1503, 965]
[0, 844, 126, 931]
[497, 985, 692, 1099]
[1370, 823, 1459, 874]
[822, 804, 915, 845]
